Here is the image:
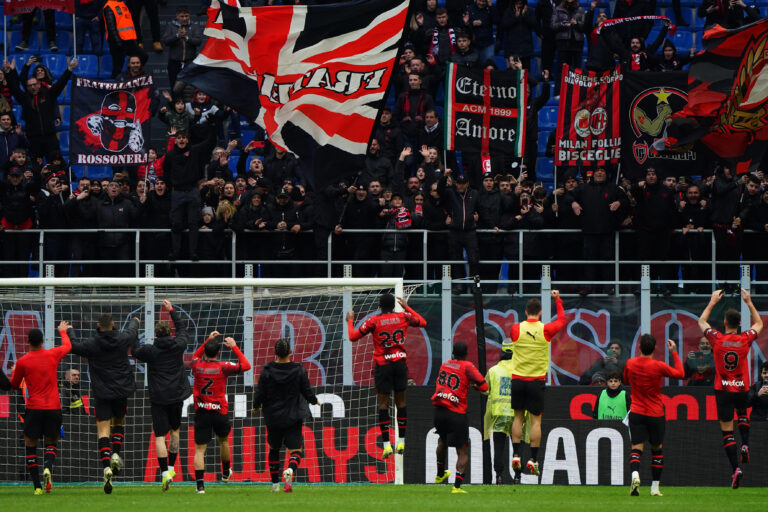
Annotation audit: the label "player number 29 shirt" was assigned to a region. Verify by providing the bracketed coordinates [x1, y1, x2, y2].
[348, 306, 427, 366]
[431, 359, 486, 414]
[704, 328, 758, 393]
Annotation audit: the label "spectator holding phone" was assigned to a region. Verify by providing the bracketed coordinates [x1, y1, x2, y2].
[684, 337, 715, 386]
[748, 362, 768, 421]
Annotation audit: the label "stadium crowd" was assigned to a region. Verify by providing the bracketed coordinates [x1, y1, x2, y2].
[1, 0, 768, 287]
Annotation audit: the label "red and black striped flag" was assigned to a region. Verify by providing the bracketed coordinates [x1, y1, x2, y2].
[555, 65, 622, 167]
[178, 0, 409, 189]
[664, 19, 768, 174]
[69, 75, 153, 166]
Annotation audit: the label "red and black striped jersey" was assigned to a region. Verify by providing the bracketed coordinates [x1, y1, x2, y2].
[348, 306, 426, 366]
[190, 342, 251, 415]
[705, 328, 758, 393]
[431, 359, 486, 414]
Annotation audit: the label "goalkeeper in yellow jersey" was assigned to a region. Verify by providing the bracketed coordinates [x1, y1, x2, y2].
[483, 342, 529, 484]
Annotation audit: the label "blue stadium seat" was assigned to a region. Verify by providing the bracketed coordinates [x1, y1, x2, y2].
[82, 36, 108, 55]
[536, 157, 555, 182]
[538, 106, 559, 130]
[12, 105, 23, 125]
[9, 31, 40, 53]
[54, 10, 73, 30]
[537, 131, 550, 156]
[58, 82, 71, 103]
[43, 54, 68, 78]
[435, 105, 444, 121]
[671, 30, 694, 52]
[88, 166, 113, 179]
[59, 131, 69, 154]
[694, 30, 703, 51]
[75, 55, 99, 78]
[55, 31, 72, 53]
[240, 129, 256, 144]
[99, 54, 113, 78]
[532, 35, 541, 56]
[58, 105, 70, 130]
[494, 55, 507, 69]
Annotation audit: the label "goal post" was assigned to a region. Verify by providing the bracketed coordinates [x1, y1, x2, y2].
[0, 276, 412, 486]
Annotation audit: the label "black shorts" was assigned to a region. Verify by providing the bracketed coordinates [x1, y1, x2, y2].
[93, 397, 128, 422]
[715, 390, 749, 422]
[151, 402, 184, 436]
[628, 412, 665, 446]
[23, 409, 62, 439]
[433, 406, 469, 448]
[510, 379, 546, 416]
[374, 361, 408, 394]
[267, 422, 303, 451]
[194, 410, 231, 445]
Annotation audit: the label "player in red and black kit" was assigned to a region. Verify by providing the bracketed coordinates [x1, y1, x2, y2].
[698, 288, 763, 489]
[347, 293, 427, 458]
[10, 321, 72, 495]
[623, 334, 684, 497]
[190, 331, 252, 494]
[431, 341, 488, 493]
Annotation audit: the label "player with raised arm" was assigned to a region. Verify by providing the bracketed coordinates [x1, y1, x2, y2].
[9, 322, 72, 494]
[698, 289, 763, 489]
[132, 300, 193, 491]
[346, 293, 427, 458]
[70, 314, 140, 494]
[509, 290, 567, 477]
[190, 332, 252, 494]
[432, 341, 488, 493]
[253, 338, 318, 493]
[623, 334, 685, 497]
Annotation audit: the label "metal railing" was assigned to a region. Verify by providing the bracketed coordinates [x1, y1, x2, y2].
[1, 227, 764, 293]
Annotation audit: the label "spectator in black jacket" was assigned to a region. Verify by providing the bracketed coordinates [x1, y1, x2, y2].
[66, 178, 99, 277]
[676, 183, 711, 293]
[0, 167, 36, 277]
[91, 181, 139, 277]
[252, 338, 318, 493]
[0, 112, 28, 173]
[683, 337, 715, 386]
[37, 173, 70, 277]
[450, 31, 482, 69]
[535, 0, 558, 75]
[698, 0, 759, 29]
[567, 167, 629, 295]
[477, 174, 510, 293]
[393, 73, 435, 144]
[652, 39, 695, 72]
[551, 0, 586, 85]
[311, 179, 351, 276]
[61, 367, 87, 414]
[423, 180, 450, 285]
[438, 172, 480, 291]
[501, 187, 547, 293]
[584, 2, 619, 72]
[501, 0, 537, 66]
[103, 0, 148, 77]
[162, 7, 201, 86]
[379, 192, 413, 278]
[266, 189, 303, 277]
[5, 58, 76, 163]
[749, 362, 768, 421]
[75, 0, 104, 55]
[234, 192, 269, 269]
[341, 185, 381, 277]
[612, 0, 655, 44]
[263, 149, 300, 187]
[632, 168, 678, 295]
[375, 107, 405, 165]
[69, 314, 140, 491]
[362, 139, 396, 189]
[133, 300, 193, 487]
[140, 177, 172, 276]
[710, 165, 743, 289]
[465, 0, 499, 63]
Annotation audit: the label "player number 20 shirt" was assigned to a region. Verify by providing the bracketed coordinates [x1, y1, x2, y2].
[348, 306, 427, 366]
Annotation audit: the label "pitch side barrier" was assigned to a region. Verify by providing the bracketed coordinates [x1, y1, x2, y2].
[1, 387, 764, 486]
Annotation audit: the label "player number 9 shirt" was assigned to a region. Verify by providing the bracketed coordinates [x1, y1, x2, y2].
[704, 328, 758, 393]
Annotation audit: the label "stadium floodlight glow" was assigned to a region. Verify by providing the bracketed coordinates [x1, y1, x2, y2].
[0, 277, 411, 486]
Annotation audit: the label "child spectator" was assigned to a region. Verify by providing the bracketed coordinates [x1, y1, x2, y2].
[593, 372, 631, 420]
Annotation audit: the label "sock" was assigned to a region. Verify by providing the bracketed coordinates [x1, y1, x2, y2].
[44, 445, 57, 471]
[158, 456, 168, 473]
[26, 446, 41, 489]
[378, 409, 391, 444]
[651, 449, 663, 481]
[651, 480, 660, 492]
[737, 416, 750, 446]
[436, 461, 445, 478]
[168, 451, 177, 468]
[629, 448, 642, 474]
[221, 460, 231, 476]
[513, 467, 522, 479]
[454, 471, 465, 489]
[288, 452, 302, 472]
[98, 437, 112, 468]
[722, 431, 738, 471]
[396, 407, 407, 441]
[530, 446, 539, 461]
[111, 426, 124, 455]
[512, 442, 521, 459]
[268, 448, 280, 484]
[195, 469, 205, 489]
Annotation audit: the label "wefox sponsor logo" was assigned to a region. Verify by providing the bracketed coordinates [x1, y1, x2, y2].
[722, 379, 745, 387]
[384, 351, 406, 360]
[198, 402, 222, 410]
[436, 391, 459, 404]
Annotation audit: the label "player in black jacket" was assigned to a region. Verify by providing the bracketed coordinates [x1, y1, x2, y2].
[133, 300, 192, 491]
[253, 339, 318, 493]
[70, 314, 140, 494]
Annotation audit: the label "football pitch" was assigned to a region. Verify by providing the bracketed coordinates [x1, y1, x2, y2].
[1, 484, 764, 511]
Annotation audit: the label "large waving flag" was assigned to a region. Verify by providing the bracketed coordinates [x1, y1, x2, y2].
[178, 0, 409, 188]
[663, 19, 768, 173]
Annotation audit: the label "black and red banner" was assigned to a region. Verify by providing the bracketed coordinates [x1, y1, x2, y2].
[555, 65, 622, 167]
[443, 63, 527, 156]
[666, 19, 768, 174]
[621, 71, 697, 179]
[69, 75, 153, 166]
[5, 0, 74, 14]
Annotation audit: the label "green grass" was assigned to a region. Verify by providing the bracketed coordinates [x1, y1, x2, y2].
[1, 484, 765, 511]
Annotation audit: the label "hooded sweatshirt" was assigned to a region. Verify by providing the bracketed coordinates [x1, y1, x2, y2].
[252, 361, 318, 428]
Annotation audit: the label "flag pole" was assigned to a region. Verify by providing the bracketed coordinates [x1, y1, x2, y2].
[3, 16, 7, 62]
[72, 13, 77, 59]
[553, 165, 558, 218]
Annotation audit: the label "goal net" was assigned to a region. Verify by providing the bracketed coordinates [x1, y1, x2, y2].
[0, 277, 415, 486]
